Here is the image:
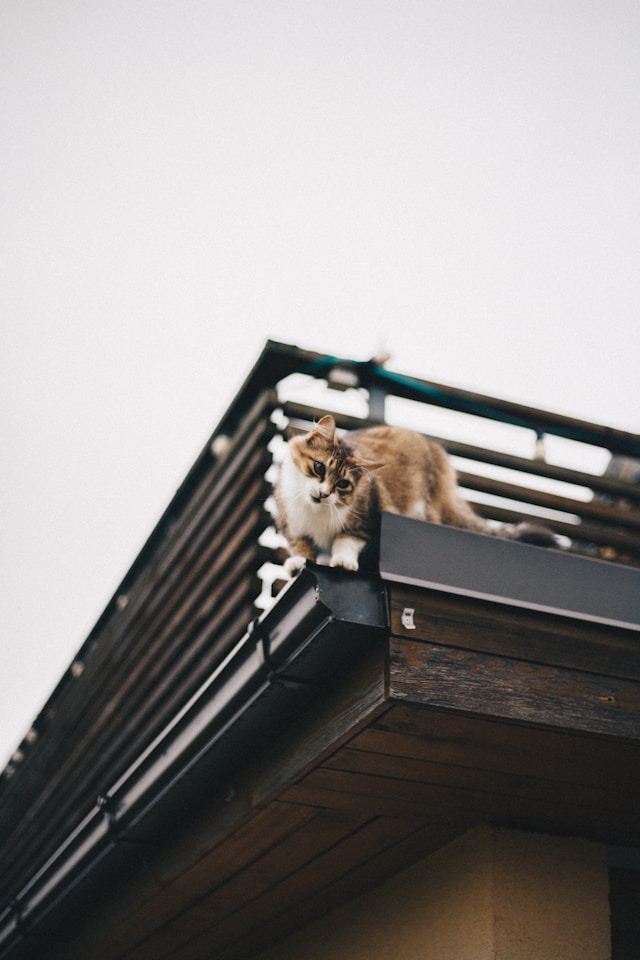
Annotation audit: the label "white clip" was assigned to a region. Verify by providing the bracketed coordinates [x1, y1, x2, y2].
[401, 607, 416, 630]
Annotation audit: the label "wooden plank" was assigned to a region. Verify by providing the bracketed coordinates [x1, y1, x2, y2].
[70, 437, 268, 717]
[389, 638, 640, 739]
[389, 586, 640, 681]
[121, 807, 369, 960]
[283, 764, 640, 846]
[3, 437, 271, 860]
[116, 392, 275, 621]
[293, 766, 535, 824]
[235, 816, 462, 950]
[3, 547, 261, 890]
[280, 778, 449, 819]
[284, 766, 511, 819]
[250, 646, 389, 809]
[458, 470, 640, 530]
[443, 437, 640, 504]
[119, 449, 269, 645]
[352, 718, 640, 794]
[0, 468, 261, 793]
[322, 747, 638, 819]
[94, 584, 256, 786]
[377, 700, 561, 740]
[219, 818, 467, 960]
[164, 816, 431, 960]
[63, 799, 323, 960]
[58, 655, 390, 960]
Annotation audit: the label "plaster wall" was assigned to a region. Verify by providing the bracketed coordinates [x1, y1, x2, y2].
[257, 826, 610, 960]
[492, 828, 610, 959]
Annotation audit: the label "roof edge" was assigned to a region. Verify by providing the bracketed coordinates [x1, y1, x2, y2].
[0, 567, 387, 958]
[380, 514, 640, 632]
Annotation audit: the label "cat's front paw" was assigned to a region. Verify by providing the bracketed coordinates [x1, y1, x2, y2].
[329, 536, 364, 572]
[329, 550, 359, 572]
[330, 556, 359, 572]
[284, 556, 307, 576]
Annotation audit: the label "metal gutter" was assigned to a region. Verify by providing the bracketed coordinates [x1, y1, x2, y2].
[0, 568, 388, 958]
[380, 514, 640, 632]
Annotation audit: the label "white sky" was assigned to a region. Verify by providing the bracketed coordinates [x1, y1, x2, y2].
[1, 0, 639, 767]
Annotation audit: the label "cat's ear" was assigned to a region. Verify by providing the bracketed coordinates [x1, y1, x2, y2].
[354, 457, 385, 473]
[308, 415, 336, 443]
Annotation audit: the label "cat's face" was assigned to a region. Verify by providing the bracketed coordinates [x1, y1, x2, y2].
[287, 416, 366, 510]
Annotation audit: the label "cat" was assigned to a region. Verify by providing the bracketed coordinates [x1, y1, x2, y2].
[274, 414, 565, 574]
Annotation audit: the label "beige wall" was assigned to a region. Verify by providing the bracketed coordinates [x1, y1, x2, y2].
[257, 826, 610, 960]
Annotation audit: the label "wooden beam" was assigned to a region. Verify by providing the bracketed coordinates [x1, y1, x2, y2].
[389, 638, 640, 740]
[388, 587, 640, 680]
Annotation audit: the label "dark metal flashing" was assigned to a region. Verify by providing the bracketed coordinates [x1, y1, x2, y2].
[0, 568, 387, 958]
[380, 513, 640, 632]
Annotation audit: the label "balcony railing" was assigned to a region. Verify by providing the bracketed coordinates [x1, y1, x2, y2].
[1, 339, 638, 914]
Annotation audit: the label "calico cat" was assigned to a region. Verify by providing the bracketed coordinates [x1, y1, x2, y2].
[274, 414, 564, 574]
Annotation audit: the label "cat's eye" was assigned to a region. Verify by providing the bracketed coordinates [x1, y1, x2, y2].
[313, 460, 325, 479]
[336, 478, 351, 491]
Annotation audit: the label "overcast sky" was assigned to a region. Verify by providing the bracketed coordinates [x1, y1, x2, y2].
[1, 0, 638, 767]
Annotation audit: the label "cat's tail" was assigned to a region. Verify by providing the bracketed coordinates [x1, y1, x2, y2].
[489, 520, 571, 550]
[440, 489, 571, 550]
[438, 490, 571, 550]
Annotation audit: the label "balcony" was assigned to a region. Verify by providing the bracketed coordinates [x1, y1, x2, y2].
[1, 341, 638, 959]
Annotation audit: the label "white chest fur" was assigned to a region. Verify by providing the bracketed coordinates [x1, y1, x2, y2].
[278, 451, 346, 550]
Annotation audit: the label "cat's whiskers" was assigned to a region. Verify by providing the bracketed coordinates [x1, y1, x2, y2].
[287, 485, 312, 508]
[326, 498, 347, 531]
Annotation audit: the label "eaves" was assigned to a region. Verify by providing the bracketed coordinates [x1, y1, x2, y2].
[1, 518, 639, 959]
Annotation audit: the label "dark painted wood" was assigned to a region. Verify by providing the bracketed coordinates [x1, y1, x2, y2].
[360, 711, 640, 792]
[0, 405, 275, 904]
[389, 587, 640, 680]
[457, 469, 640, 530]
[6, 345, 640, 960]
[389, 638, 640, 739]
[610, 868, 640, 960]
